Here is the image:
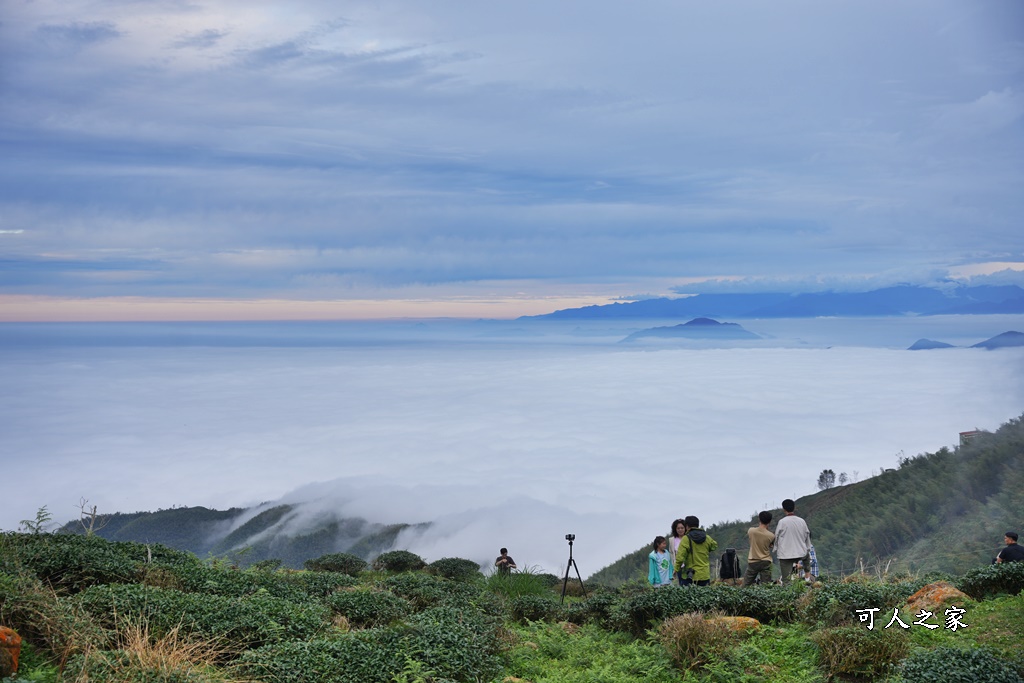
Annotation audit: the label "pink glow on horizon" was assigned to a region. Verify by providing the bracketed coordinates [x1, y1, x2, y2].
[0, 294, 617, 322]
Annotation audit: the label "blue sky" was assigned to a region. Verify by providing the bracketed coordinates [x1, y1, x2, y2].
[2, 0, 1023, 319]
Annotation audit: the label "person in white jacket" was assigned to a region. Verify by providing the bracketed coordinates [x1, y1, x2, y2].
[774, 499, 811, 584]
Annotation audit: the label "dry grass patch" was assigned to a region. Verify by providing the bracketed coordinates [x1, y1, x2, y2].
[657, 611, 739, 672]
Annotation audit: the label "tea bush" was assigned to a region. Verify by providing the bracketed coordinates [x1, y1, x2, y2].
[240, 605, 502, 683]
[798, 579, 921, 626]
[900, 646, 1024, 683]
[234, 636, 395, 683]
[811, 624, 909, 679]
[326, 589, 409, 627]
[722, 584, 798, 624]
[75, 584, 328, 650]
[304, 553, 367, 576]
[562, 588, 618, 626]
[377, 572, 476, 611]
[0, 532, 201, 593]
[427, 557, 482, 582]
[286, 571, 359, 599]
[610, 585, 785, 636]
[508, 594, 560, 623]
[957, 561, 1024, 600]
[371, 550, 426, 572]
[405, 605, 504, 681]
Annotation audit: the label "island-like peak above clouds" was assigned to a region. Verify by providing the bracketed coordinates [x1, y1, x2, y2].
[621, 318, 761, 342]
[909, 330, 1024, 351]
[972, 331, 1024, 350]
[523, 285, 1024, 320]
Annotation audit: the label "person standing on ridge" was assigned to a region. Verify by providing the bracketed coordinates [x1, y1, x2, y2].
[495, 547, 517, 574]
[675, 515, 718, 586]
[668, 518, 686, 583]
[743, 511, 775, 586]
[648, 536, 672, 587]
[775, 499, 812, 584]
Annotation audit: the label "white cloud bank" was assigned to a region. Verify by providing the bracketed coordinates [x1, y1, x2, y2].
[2, 317, 1023, 575]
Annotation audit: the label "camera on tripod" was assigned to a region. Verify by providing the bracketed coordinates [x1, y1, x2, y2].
[560, 533, 586, 604]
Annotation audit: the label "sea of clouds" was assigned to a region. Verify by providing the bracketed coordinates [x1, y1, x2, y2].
[2, 315, 1023, 576]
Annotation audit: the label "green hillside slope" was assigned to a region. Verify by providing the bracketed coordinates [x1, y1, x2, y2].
[591, 413, 1024, 586]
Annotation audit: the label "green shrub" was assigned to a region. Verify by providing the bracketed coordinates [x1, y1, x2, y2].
[371, 550, 426, 573]
[900, 646, 1023, 683]
[509, 594, 560, 623]
[957, 561, 1024, 600]
[535, 572, 561, 588]
[240, 605, 502, 683]
[607, 583, 801, 636]
[811, 625, 909, 679]
[377, 572, 479, 611]
[608, 586, 731, 636]
[427, 557, 482, 582]
[799, 579, 921, 626]
[724, 584, 797, 624]
[404, 605, 504, 681]
[239, 635, 398, 683]
[75, 584, 328, 651]
[562, 589, 619, 626]
[286, 571, 359, 599]
[657, 612, 739, 672]
[250, 559, 283, 572]
[304, 553, 367, 576]
[327, 589, 409, 627]
[0, 532, 201, 594]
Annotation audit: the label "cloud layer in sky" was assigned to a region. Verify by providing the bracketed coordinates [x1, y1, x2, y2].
[3, 318, 1023, 574]
[1, 1, 1023, 315]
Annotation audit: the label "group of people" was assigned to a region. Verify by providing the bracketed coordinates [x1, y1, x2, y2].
[648, 499, 816, 587]
[650, 500, 1024, 588]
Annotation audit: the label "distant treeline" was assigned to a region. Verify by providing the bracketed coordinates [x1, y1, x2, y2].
[589, 412, 1024, 586]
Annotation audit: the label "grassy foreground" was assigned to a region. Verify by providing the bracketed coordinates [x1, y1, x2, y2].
[2, 532, 1023, 683]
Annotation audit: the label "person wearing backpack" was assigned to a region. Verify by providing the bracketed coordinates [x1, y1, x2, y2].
[718, 547, 742, 585]
[674, 516, 718, 586]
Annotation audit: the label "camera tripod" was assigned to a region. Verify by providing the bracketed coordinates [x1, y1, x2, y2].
[559, 535, 587, 604]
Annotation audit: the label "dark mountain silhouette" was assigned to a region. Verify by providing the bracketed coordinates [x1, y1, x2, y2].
[971, 331, 1024, 350]
[524, 284, 1024, 320]
[907, 338, 956, 350]
[621, 317, 761, 342]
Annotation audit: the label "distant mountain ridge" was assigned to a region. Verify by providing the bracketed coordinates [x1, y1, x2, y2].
[58, 504, 421, 569]
[524, 284, 1024, 320]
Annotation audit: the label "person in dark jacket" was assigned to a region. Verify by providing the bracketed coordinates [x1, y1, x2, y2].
[996, 532, 1024, 564]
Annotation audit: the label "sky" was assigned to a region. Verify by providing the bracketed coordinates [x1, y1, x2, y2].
[2, 0, 1024, 320]
[3, 318, 1024, 575]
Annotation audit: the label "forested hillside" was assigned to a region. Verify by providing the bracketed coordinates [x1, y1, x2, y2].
[59, 504, 418, 569]
[591, 413, 1024, 586]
